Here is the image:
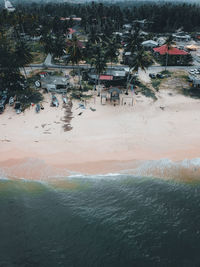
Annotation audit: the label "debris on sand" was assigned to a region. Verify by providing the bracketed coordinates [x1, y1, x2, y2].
[62, 100, 73, 132]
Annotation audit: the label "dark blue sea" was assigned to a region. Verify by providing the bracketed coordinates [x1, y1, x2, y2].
[0, 174, 200, 267]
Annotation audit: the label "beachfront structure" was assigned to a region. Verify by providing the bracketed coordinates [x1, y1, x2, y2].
[108, 88, 121, 104]
[87, 69, 127, 87]
[41, 76, 70, 93]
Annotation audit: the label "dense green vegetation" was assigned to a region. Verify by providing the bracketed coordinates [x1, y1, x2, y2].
[2, 1, 200, 34]
[0, 1, 198, 107]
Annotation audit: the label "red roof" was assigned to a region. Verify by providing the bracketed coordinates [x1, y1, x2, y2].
[153, 44, 188, 55]
[100, 75, 113, 80]
[68, 28, 76, 34]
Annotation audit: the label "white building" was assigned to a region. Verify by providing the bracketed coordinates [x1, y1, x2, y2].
[4, 0, 15, 12]
[142, 40, 158, 48]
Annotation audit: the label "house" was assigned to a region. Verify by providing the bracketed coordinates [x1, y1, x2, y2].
[87, 68, 127, 86]
[153, 45, 188, 56]
[142, 40, 158, 49]
[60, 17, 82, 22]
[153, 44, 190, 65]
[123, 24, 132, 30]
[41, 75, 70, 93]
[132, 19, 152, 30]
[157, 37, 166, 46]
[172, 32, 191, 42]
[4, 0, 15, 12]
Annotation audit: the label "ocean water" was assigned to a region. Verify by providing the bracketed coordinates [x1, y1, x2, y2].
[0, 175, 200, 267]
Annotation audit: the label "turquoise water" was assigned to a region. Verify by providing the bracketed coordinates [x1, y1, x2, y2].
[0, 175, 200, 267]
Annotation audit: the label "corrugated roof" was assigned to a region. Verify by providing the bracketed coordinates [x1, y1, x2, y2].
[99, 75, 113, 80]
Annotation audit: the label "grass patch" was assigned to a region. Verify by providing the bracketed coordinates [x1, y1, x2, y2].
[31, 52, 46, 64]
[183, 87, 200, 99]
[161, 70, 172, 75]
[152, 80, 161, 91]
[138, 83, 157, 100]
[29, 41, 44, 53]
[179, 74, 189, 81]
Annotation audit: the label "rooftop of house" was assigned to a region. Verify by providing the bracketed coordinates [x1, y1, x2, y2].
[61, 17, 82, 21]
[153, 44, 189, 55]
[41, 76, 69, 86]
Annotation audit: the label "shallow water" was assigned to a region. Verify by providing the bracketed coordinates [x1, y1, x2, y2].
[0, 175, 200, 267]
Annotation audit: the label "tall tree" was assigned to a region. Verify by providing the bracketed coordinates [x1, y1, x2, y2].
[164, 35, 175, 70]
[15, 40, 33, 78]
[66, 36, 83, 87]
[105, 37, 120, 68]
[91, 44, 107, 96]
[126, 49, 152, 94]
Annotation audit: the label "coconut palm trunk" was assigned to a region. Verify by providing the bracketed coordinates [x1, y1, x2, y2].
[165, 52, 169, 71]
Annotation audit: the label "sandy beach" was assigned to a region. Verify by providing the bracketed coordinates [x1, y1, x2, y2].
[1, 85, 200, 180]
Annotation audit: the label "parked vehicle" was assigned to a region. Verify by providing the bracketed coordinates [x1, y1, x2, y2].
[189, 69, 198, 75]
[156, 73, 165, 79]
[149, 73, 156, 79]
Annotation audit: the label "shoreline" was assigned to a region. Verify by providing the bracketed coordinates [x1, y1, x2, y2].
[1, 88, 200, 181]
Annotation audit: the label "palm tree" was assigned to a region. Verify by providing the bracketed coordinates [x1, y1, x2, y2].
[66, 36, 83, 87]
[125, 27, 144, 54]
[40, 34, 55, 55]
[105, 37, 120, 68]
[126, 49, 152, 94]
[14, 40, 33, 78]
[52, 34, 66, 70]
[91, 44, 107, 96]
[165, 35, 175, 70]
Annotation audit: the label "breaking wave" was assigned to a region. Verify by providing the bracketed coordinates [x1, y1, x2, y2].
[0, 157, 200, 182]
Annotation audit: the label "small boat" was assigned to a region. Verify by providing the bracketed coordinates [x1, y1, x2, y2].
[35, 104, 40, 113]
[0, 104, 4, 114]
[52, 95, 59, 107]
[9, 97, 14, 106]
[62, 94, 68, 104]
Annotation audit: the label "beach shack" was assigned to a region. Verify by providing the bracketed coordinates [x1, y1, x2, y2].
[108, 88, 121, 105]
[41, 76, 70, 93]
